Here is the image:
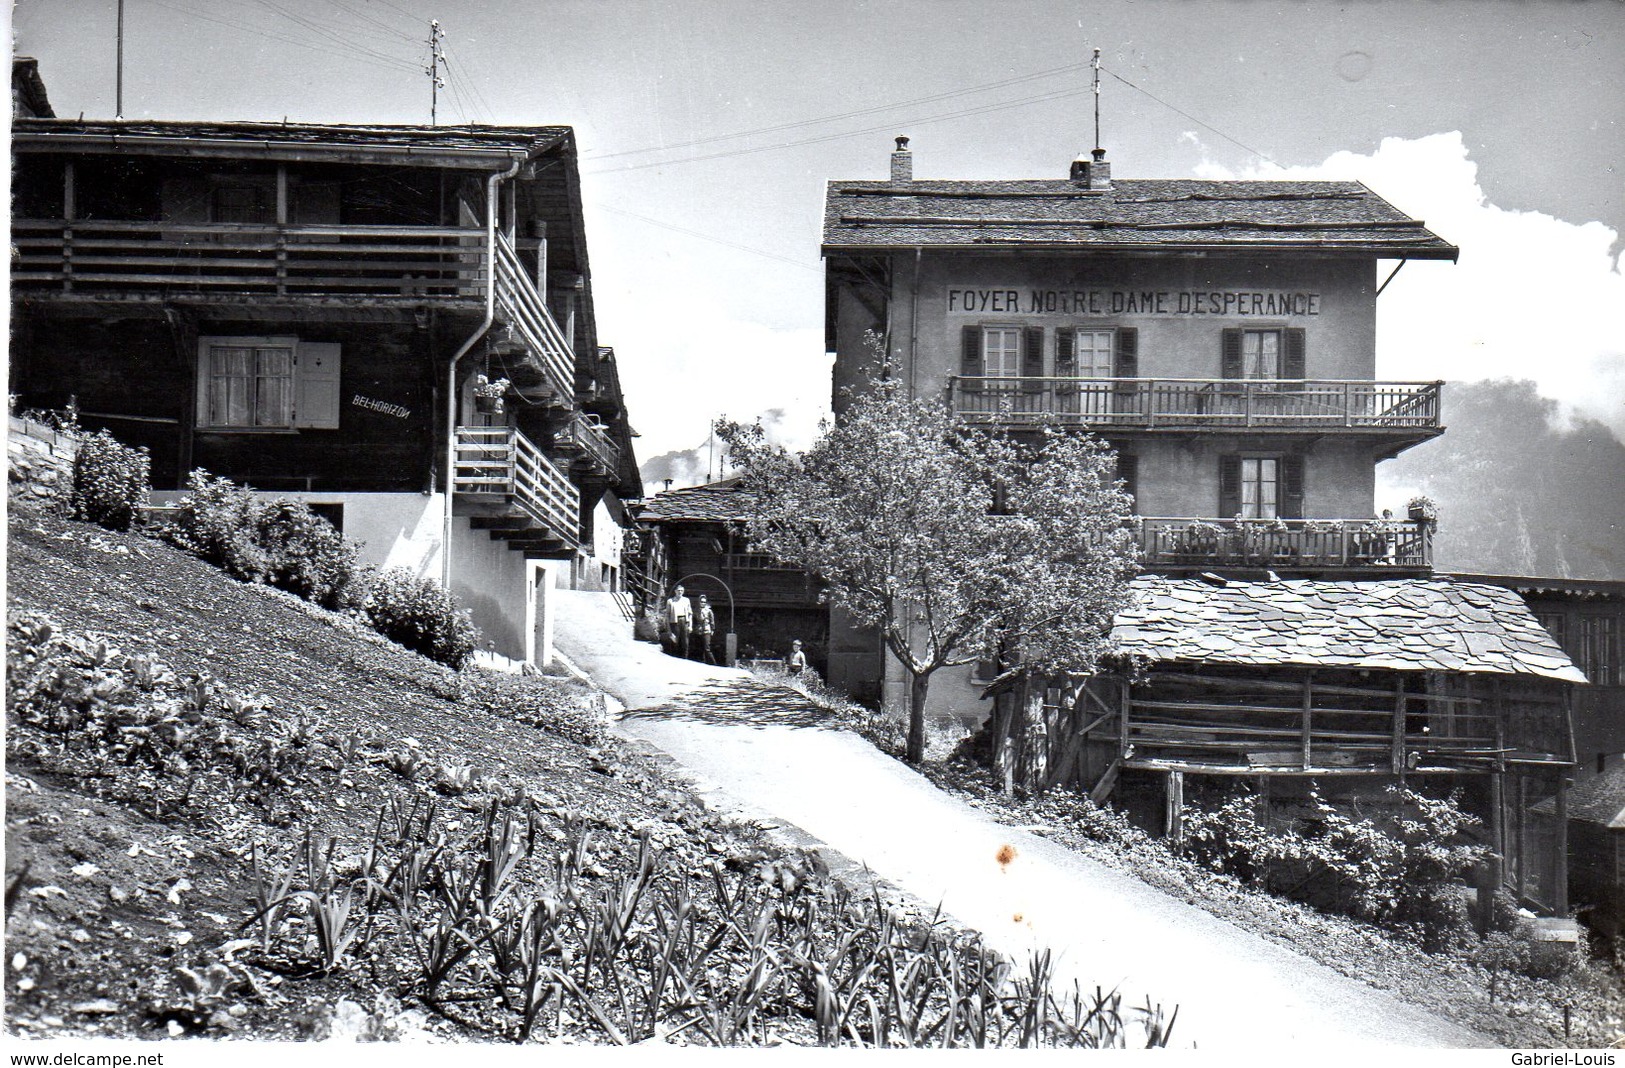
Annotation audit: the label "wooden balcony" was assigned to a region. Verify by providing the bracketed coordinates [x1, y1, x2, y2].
[1137, 516, 1432, 573]
[1121, 672, 1508, 775]
[950, 377, 1442, 435]
[11, 219, 578, 402]
[552, 411, 621, 477]
[452, 425, 578, 552]
[11, 218, 485, 298]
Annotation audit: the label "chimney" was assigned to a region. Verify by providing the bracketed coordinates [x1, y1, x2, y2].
[890, 135, 912, 184]
[1070, 147, 1113, 190]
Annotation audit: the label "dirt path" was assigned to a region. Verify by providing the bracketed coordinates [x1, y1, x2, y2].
[554, 591, 1493, 1050]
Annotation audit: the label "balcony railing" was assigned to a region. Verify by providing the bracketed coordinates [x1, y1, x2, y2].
[493, 232, 576, 402]
[1137, 516, 1432, 571]
[950, 377, 1441, 432]
[11, 219, 485, 297]
[453, 425, 577, 541]
[553, 411, 621, 476]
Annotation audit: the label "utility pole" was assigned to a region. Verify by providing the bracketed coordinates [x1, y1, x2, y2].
[1092, 47, 1101, 152]
[425, 20, 446, 126]
[116, 0, 125, 119]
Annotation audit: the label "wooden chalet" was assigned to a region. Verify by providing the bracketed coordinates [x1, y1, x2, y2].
[8, 108, 640, 664]
[629, 478, 828, 673]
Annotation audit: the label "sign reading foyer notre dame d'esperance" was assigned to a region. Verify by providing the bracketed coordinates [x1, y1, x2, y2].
[946, 288, 1323, 317]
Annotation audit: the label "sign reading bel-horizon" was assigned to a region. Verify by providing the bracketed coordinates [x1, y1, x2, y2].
[946, 288, 1323, 317]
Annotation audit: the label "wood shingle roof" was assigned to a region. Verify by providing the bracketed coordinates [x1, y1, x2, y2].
[635, 478, 753, 524]
[823, 178, 1457, 258]
[1112, 576, 1585, 682]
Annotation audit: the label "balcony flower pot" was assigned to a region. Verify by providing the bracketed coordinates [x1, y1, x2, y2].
[1406, 495, 1438, 523]
[473, 374, 510, 416]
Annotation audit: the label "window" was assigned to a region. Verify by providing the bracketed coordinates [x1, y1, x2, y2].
[1240, 457, 1279, 519]
[1242, 330, 1280, 379]
[1072, 330, 1114, 378]
[1221, 327, 1306, 381]
[196, 337, 341, 430]
[982, 326, 1023, 379]
[1578, 615, 1622, 687]
[1220, 454, 1304, 519]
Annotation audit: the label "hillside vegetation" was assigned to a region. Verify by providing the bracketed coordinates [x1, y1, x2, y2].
[4, 508, 1170, 1047]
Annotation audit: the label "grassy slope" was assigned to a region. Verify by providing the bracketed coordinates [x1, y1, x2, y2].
[2, 509, 777, 1041]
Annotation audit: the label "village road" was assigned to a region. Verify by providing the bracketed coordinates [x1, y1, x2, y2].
[553, 590, 1493, 1050]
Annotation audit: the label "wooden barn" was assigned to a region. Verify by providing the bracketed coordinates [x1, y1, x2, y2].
[629, 478, 831, 676]
[991, 574, 1585, 911]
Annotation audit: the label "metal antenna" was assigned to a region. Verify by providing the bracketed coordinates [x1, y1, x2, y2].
[116, 0, 125, 118]
[1092, 47, 1101, 152]
[425, 20, 447, 126]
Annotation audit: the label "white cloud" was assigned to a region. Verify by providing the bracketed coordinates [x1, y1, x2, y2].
[1197, 132, 1625, 441]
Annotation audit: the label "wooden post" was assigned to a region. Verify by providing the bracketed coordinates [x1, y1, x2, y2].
[1119, 676, 1132, 760]
[275, 164, 289, 296]
[1555, 774, 1569, 915]
[1164, 770, 1185, 845]
[1300, 673, 1313, 769]
[1392, 677, 1407, 775]
[1515, 772, 1528, 902]
[62, 161, 75, 294]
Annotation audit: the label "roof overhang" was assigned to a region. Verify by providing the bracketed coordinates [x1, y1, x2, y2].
[11, 121, 568, 170]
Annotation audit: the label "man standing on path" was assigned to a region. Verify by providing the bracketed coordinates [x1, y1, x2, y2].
[694, 593, 717, 664]
[665, 584, 693, 659]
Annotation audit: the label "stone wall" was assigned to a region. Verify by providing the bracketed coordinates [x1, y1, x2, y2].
[8, 415, 78, 511]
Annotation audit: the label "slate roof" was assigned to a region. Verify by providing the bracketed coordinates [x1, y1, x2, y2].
[823, 178, 1457, 259]
[635, 478, 753, 524]
[1111, 576, 1586, 682]
[12, 119, 570, 164]
[1562, 765, 1625, 830]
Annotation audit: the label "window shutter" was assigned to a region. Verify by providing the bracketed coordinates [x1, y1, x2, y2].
[1280, 454, 1305, 518]
[1022, 327, 1044, 393]
[294, 342, 342, 429]
[1055, 328, 1076, 376]
[960, 325, 983, 377]
[1116, 453, 1139, 509]
[1283, 328, 1306, 380]
[1114, 327, 1139, 378]
[1219, 455, 1242, 518]
[1220, 328, 1244, 379]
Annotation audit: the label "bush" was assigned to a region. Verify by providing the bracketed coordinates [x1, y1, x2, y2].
[161, 470, 364, 610]
[71, 429, 151, 531]
[363, 567, 479, 670]
[461, 672, 608, 746]
[161, 470, 272, 581]
[1184, 785, 1486, 951]
[253, 499, 364, 610]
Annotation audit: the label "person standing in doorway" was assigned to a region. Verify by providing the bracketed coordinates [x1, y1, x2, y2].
[694, 593, 716, 664]
[665, 584, 693, 659]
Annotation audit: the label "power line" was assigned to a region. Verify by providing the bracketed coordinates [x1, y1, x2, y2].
[587, 83, 1091, 175]
[584, 60, 1092, 163]
[590, 203, 821, 273]
[326, 0, 419, 42]
[252, 0, 419, 71]
[440, 50, 492, 124]
[144, 0, 420, 74]
[1099, 64, 1279, 167]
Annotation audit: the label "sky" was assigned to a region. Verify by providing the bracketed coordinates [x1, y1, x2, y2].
[9, 0, 1624, 489]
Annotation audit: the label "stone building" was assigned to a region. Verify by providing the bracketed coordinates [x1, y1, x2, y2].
[820, 139, 1585, 910]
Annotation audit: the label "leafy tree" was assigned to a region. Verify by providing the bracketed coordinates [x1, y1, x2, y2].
[719, 378, 1137, 765]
